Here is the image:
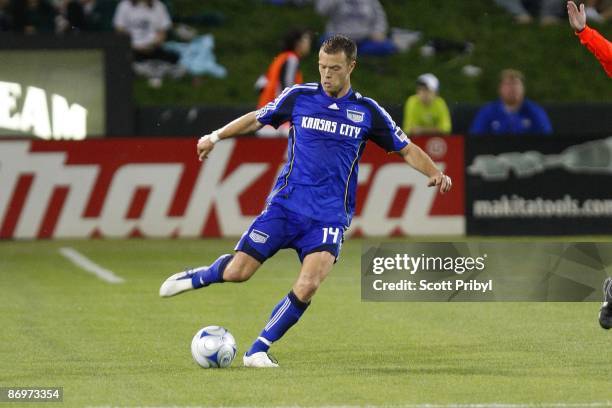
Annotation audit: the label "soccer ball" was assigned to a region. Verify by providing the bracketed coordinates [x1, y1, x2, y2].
[190, 326, 237, 368]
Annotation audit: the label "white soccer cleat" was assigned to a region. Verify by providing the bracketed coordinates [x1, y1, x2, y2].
[159, 270, 197, 297]
[243, 352, 279, 368]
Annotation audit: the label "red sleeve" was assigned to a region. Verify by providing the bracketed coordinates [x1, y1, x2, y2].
[577, 25, 612, 78]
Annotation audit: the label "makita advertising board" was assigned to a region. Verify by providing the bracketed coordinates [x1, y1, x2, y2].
[466, 135, 612, 235]
[0, 136, 464, 239]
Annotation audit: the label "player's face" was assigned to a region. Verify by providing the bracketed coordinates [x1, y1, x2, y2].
[318, 50, 355, 97]
[499, 77, 524, 106]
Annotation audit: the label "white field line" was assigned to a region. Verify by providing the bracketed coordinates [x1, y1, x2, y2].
[85, 402, 612, 408]
[59, 247, 124, 284]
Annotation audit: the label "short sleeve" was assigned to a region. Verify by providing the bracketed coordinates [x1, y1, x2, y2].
[365, 97, 410, 152]
[113, 1, 128, 30]
[255, 85, 301, 128]
[371, 0, 389, 35]
[154, 1, 172, 31]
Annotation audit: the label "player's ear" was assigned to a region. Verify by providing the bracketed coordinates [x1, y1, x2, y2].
[348, 59, 356, 73]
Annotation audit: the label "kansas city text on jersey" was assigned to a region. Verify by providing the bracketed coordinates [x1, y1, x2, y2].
[300, 116, 362, 138]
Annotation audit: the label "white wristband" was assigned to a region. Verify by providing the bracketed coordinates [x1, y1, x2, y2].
[209, 130, 220, 144]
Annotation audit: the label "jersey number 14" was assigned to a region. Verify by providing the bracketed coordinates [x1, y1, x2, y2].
[322, 227, 340, 244]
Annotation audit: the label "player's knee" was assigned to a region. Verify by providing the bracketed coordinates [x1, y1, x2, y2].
[292, 252, 335, 300]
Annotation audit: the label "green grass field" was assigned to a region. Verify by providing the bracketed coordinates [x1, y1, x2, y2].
[1, 239, 611, 407]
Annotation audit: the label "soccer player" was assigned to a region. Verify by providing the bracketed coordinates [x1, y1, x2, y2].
[159, 35, 452, 367]
[567, 0, 612, 329]
[567, 1, 612, 77]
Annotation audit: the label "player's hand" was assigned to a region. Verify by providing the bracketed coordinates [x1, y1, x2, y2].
[427, 172, 452, 194]
[567, 1, 586, 32]
[197, 134, 215, 161]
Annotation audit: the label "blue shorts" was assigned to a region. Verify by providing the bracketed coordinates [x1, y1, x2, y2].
[235, 203, 345, 264]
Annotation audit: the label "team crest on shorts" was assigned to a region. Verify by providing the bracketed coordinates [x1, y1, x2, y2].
[346, 109, 364, 123]
[249, 229, 269, 244]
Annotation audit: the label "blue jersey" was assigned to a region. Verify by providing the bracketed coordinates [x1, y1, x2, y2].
[256, 82, 410, 228]
[469, 99, 553, 136]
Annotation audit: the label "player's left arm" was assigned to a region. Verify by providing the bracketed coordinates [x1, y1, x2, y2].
[398, 143, 452, 194]
[365, 97, 451, 193]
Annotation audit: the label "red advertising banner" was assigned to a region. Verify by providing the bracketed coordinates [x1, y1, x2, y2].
[0, 136, 464, 239]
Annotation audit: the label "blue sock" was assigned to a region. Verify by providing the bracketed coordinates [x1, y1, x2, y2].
[190, 254, 233, 289]
[246, 291, 310, 356]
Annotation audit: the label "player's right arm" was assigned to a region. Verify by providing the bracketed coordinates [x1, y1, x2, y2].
[198, 83, 305, 160]
[197, 111, 263, 161]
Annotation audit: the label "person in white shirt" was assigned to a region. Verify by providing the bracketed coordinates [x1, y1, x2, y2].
[113, 0, 178, 62]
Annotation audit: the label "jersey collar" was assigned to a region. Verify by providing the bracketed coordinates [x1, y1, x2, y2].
[318, 83, 355, 102]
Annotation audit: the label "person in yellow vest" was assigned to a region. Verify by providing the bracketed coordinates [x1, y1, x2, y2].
[402, 73, 452, 136]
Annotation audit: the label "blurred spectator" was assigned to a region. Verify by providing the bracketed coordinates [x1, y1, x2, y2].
[402, 73, 451, 136]
[0, 0, 12, 30]
[54, 0, 118, 32]
[469, 69, 553, 135]
[494, 0, 565, 24]
[255, 28, 312, 137]
[164, 34, 227, 78]
[256, 28, 312, 108]
[584, 0, 612, 22]
[315, 0, 420, 56]
[83, 0, 121, 31]
[113, 0, 178, 63]
[12, 0, 57, 34]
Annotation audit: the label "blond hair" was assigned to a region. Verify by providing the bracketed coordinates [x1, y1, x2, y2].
[500, 69, 525, 83]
